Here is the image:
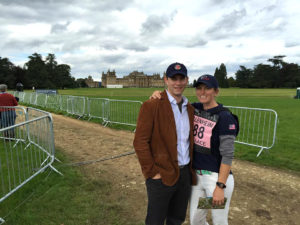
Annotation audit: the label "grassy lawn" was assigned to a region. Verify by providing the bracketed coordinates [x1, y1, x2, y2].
[57, 87, 300, 172]
[2, 88, 298, 224]
[17, 87, 300, 172]
[0, 148, 143, 225]
[56, 87, 297, 100]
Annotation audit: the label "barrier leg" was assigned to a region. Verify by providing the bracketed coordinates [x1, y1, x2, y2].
[0, 218, 5, 224]
[256, 147, 269, 157]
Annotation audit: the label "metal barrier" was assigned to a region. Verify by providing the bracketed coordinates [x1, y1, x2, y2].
[45, 94, 62, 110]
[87, 98, 109, 123]
[67, 96, 86, 118]
[9, 92, 278, 156]
[0, 106, 59, 224]
[35, 93, 47, 107]
[10, 92, 143, 127]
[105, 99, 142, 127]
[225, 106, 278, 156]
[13, 92, 25, 103]
[30, 92, 37, 105]
[22, 92, 31, 104]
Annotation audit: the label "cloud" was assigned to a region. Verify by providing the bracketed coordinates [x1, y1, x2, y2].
[51, 22, 71, 34]
[186, 39, 208, 48]
[259, 4, 277, 13]
[206, 9, 247, 39]
[0, 0, 132, 11]
[1, 0, 300, 80]
[124, 42, 149, 52]
[285, 42, 300, 48]
[140, 11, 177, 36]
[101, 54, 127, 64]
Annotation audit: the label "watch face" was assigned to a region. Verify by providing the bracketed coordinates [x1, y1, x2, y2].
[217, 182, 226, 189]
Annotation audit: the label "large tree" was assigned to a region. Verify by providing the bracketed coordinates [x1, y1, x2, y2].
[235, 66, 253, 88]
[25, 53, 50, 88]
[55, 64, 76, 88]
[214, 63, 229, 88]
[235, 55, 300, 88]
[24, 53, 77, 89]
[0, 57, 15, 88]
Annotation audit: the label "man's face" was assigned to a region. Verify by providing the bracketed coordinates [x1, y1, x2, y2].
[164, 74, 188, 98]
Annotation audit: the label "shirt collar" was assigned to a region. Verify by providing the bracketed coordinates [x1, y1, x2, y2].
[166, 90, 188, 106]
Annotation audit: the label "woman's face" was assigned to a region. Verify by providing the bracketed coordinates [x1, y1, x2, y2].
[195, 83, 219, 105]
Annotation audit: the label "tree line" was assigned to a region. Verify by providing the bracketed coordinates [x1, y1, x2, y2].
[1, 53, 300, 89]
[193, 55, 300, 88]
[0, 53, 78, 89]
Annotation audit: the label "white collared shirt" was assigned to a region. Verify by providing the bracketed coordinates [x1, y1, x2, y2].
[166, 90, 190, 166]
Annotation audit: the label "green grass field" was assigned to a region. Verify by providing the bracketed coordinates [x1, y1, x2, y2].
[0, 147, 143, 225]
[57, 87, 297, 100]
[56, 87, 300, 172]
[2, 87, 299, 224]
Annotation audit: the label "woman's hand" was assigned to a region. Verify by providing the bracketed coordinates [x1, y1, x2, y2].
[212, 186, 225, 206]
[150, 91, 162, 99]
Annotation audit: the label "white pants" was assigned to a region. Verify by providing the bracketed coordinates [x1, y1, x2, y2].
[190, 172, 234, 225]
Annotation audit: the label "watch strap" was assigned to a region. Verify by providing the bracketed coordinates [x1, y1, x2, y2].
[216, 181, 226, 189]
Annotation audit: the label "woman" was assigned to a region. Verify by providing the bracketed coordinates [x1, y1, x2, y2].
[151, 74, 237, 225]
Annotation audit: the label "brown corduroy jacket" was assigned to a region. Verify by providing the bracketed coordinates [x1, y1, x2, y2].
[133, 90, 196, 186]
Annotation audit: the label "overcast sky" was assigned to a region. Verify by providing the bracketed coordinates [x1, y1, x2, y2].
[1, 0, 300, 81]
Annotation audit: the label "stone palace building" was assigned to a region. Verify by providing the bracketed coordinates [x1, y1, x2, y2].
[101, 70, 165, 88]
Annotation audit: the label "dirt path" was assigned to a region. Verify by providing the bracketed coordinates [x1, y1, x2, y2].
[52, 114, 300, 225]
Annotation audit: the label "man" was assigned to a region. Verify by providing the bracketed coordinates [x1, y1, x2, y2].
[133, 62, 196, 225]
[0, 84, 18, 137]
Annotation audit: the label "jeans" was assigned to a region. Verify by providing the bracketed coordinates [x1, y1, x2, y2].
[190, 171, 234, 225]
[1, 110, 17, 138]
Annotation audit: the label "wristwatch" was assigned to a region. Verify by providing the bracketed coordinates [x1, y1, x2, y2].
[216, 181, 226, 189]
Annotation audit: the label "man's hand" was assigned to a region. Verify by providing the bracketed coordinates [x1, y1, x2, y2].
[152, 173, 161, 179]
[212, 186, 225, 206]
[150, 91, 162, 99]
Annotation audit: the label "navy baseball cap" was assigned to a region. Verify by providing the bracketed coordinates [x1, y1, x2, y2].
[194, 74, 219, 88]
[166, 62, 188, 78]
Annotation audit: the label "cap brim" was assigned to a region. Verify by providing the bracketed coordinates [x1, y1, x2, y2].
[193, 80, 214, 88]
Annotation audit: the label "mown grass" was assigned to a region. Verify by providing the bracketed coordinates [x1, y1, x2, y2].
[18, 87, 300, 171]
[0, 147, 143, 225]
[2, 88, 298, 224]
[57, 87, 297, 100]
[56, 87, 300, 172]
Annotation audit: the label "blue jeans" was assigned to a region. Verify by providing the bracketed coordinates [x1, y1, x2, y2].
[1, 110, 16, 137]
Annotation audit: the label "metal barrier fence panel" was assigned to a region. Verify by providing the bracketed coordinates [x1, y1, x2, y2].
[0, 106, 56, 223]
[11, 91, 25, 103]
[60, 95, 69, 112]
[18, 92, 25, 102]
[67, 96, 86, 117]
[23, 92, 32, 104]
[225, 106, 278, 156]
[30, 92, 37, 105]
[87, 98, 109, 121]
[106, 99, 142, 126]
[45, 94, 62, 110]
[8, 92, 278, 156]
[35, 93, 47, 107]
